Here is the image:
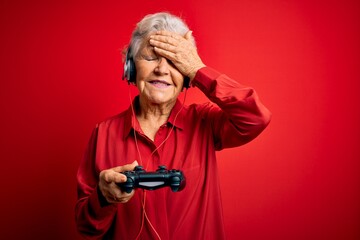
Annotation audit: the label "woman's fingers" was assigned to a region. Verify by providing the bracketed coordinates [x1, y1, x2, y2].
[149, 30, 203, 78]
[98, 161, 138, 204]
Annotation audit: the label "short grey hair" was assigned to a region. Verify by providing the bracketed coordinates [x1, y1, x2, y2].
[126, 12, 195, 59]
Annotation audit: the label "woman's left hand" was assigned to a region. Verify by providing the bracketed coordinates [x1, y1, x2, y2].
[149, 30, 206, 81]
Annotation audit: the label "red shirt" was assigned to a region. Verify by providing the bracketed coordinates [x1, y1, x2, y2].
[76, 67, 271, 239]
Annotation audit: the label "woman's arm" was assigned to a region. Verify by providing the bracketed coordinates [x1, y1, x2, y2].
[75, 127, 118, 239]
[192, 67, 272, 150]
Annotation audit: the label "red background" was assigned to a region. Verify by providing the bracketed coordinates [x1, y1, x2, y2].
[1, 0, 359, 239]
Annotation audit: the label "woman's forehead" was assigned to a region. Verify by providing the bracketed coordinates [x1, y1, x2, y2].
[137, 38, 154, 55]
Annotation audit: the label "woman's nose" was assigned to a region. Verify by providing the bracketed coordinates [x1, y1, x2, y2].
[154, 57, 170, 75]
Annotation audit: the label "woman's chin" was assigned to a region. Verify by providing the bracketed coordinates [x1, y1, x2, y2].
[144, 94, 176, 106]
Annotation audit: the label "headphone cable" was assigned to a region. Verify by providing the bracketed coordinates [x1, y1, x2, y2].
[128, 85, 188, 240]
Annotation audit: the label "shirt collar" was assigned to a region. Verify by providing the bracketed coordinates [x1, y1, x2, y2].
[123, 96, 186, 140]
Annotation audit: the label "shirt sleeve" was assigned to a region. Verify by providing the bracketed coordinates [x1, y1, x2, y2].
[192, 67, 272, 150]
[75, 126, 118, 239]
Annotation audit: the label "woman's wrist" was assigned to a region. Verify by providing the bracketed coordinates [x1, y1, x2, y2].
[188, 64, 206, 82]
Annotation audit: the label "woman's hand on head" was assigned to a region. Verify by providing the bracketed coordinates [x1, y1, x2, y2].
[149, 30, 206, 82]
[98, 161, 138, 204]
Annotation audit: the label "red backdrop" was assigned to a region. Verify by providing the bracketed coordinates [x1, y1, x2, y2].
[1, 0, 359, 239]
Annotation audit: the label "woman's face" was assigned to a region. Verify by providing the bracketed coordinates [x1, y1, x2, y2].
[134, 39, 184, 106]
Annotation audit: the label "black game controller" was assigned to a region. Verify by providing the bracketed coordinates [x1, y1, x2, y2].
[118, 166, 186, 193]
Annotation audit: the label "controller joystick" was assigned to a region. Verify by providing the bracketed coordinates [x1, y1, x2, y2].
[118, 165, 186, 193]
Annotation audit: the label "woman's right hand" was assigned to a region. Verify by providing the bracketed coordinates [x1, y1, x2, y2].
[98, 161, 138, 204]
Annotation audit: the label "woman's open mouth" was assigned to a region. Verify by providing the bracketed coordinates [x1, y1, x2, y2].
[148, 80, 171, 88]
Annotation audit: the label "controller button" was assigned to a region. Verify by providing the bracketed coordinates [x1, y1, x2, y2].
[158, 165, 167, 173]
[172, 177, 180, 182]
[134, 166, 144, 171]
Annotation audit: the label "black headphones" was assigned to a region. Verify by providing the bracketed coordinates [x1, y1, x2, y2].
[122, 46, 190, 88]
[122, 47, 137, 84]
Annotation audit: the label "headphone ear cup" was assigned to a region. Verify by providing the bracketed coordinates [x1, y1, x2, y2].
[183, 76, 190, 89]
[128, 58, 136, 84]
[123, 57, 136, 84]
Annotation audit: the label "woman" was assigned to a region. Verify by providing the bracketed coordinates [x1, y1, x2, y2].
[76, 12, 271, 239]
